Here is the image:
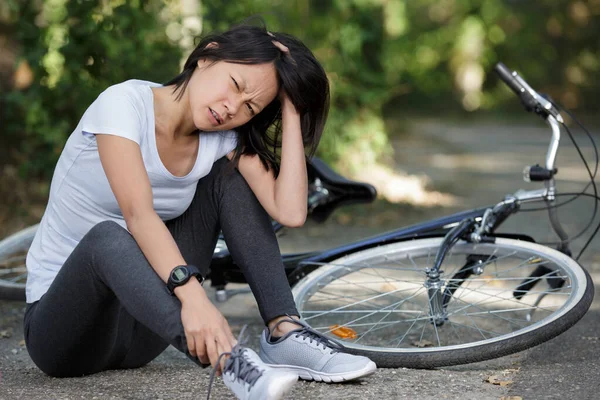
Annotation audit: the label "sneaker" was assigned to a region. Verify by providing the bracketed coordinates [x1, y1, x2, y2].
[259, 317, 377, 383]
[207, 337, 297, 400]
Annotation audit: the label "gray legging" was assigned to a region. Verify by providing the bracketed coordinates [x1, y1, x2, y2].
[23, 157, 299, 377]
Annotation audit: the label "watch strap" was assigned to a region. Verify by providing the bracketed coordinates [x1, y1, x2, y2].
[166, 264, 204, 295]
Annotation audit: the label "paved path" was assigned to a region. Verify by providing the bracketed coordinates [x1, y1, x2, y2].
[1, 117, 599, 399]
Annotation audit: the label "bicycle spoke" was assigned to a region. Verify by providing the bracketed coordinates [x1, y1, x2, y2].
[317, 287, 427, 331]
[0, 254, 27, 265]
[0, 266, 27, 276]
[393, 312, 422, 347]
[354, 298, 402, 343]
[312, 275, 423, 307]
[427, 291, 442, 346]
[310, 288, 387, 308]
[302, 283, 425, 321]
[448, 319, 502, 338]
[449, 270, 567, 314]
[417, 313, 428, 344]
[301, 309, 423, 314]
[8, 273, 27, 283]
[451, 297, 528, 328]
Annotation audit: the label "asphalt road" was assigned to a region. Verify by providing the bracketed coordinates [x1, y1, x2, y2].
[1, 117, 599, 399]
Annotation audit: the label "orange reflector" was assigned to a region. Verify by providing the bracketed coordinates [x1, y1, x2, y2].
[329, 324, 357, 339]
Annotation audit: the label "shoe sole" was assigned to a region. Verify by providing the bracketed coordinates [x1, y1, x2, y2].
[264, 373, 298, 400]
[227, 372, 297, 400]
[264, 361, 377, 383]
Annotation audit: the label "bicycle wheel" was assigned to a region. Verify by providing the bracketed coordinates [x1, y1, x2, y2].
[0, 224, 38, 301]
[292, 237, 594, 368]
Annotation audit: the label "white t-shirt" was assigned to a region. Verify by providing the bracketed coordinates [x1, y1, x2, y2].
[25, 79, 238, 303]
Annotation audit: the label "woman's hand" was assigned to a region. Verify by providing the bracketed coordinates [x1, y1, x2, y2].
[270, 38, 300, 117]
[279, 89, 299, 118]
[177, 281, 236, 375]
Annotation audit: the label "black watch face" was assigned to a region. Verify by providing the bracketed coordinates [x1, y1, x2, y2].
[172, 267, 188, 283]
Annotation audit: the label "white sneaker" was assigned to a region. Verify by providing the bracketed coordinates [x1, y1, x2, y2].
[259, 317, 377, 382]
[208, 346, 298, 400]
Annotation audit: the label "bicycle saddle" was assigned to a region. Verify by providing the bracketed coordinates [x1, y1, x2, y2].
[307, 157, 377, 223]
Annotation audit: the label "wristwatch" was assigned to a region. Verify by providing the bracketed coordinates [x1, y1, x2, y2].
[166, 265, 204, 295]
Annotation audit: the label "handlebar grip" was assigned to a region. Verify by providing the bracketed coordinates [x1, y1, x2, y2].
[494, 62, 538, 112]
[494, 62, 524, 95]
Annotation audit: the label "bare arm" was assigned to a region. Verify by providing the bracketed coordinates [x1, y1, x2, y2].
[232, 96, 308, 227]
[96, 135, 194, 289]
[96, 134, 234, 372]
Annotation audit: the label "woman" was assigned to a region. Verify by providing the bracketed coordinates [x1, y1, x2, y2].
[23, 22, 376, 399]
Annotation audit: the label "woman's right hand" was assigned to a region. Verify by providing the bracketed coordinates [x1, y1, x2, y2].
[177, 280, 236, 374]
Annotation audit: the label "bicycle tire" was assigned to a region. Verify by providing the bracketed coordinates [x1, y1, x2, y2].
[292, 237, 594, 368]
[0, 224, 38, 301]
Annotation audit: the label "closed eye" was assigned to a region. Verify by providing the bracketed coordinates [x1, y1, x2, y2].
[231, 76, 240, 90]
[231, 76, 254, 115]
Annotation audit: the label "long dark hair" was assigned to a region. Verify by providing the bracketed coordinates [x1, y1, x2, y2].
[163, 21, 330, 177]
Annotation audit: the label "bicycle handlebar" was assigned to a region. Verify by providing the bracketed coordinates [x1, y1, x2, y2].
[481, 63, 571, 252]
[494, 62, 537, 109]
[494, 62, 563, 122]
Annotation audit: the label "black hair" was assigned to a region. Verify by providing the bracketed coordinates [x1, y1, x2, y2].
[163, 20, 330, 177]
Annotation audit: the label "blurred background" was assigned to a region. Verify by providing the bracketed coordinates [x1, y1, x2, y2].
[1, 0, 599, 244]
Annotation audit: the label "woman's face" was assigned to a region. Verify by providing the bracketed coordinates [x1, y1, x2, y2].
[188, 60, 279, 131]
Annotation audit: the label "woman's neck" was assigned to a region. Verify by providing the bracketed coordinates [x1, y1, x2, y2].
[151, 85, 198, 139]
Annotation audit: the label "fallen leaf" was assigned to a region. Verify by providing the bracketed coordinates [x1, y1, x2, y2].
[581, 336, 599, 341]
[412, 339, 433, 348]
[486, 375, 513, 386]
[0, 329, 13, 338]
[500, 397, 523, 400]
[502, 368, 521, 374]
[19, 339, 26, 347]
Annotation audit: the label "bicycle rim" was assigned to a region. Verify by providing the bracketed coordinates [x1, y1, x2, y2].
[0, 224, 38, 300]
[292, 237, 593, 368]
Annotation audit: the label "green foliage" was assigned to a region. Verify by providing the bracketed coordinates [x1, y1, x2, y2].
[2, 0, 599, 177]
[2, 0, 182, 176]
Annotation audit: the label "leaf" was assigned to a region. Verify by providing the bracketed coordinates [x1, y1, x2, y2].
[412, 339, 433, 348]
[0, 329, 13, 338]
[581, 336, 599, 341]
[502, 367, 521, 374]
[486, 375, 513, 386]
[500, 397, 523, 400]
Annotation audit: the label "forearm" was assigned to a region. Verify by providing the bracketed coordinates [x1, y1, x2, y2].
[126, 212, 207, 302]
[273, 102, 308, 225]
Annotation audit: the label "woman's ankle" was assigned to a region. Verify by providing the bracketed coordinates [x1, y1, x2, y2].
[267, 314, 300, 337]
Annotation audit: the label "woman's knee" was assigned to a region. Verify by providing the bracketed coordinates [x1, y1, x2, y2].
[87, 220, 129, 240]
[73, 220, 141, 280]
[201, 157, 256, 206]
[83, 220, 136, 253]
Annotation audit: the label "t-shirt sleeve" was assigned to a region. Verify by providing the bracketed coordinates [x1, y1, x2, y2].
[216, 130, 238, 159]
[79, 85, 143, 144]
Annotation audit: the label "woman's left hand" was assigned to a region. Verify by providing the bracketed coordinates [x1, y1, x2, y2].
[270, 39, 299, 116]
[279, 89, 298, 117]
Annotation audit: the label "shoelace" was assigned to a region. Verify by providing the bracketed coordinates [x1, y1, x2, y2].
[270, 316, 346, 354]
[206, 325, 264, 400]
